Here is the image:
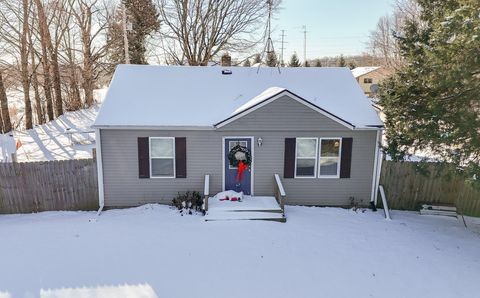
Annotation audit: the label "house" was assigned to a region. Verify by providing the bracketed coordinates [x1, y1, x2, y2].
[93, 65, 383, 215]
[351, 66, 390, 97]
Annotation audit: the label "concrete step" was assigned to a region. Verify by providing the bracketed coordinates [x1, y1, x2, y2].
[205, 210, 286, 222]
[420, 209, 458, 217]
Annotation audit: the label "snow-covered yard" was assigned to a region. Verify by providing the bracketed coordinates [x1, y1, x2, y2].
[0, 89, 106, 162]
[0, 206, 479, 298]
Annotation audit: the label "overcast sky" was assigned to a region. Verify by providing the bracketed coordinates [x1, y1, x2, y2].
[274, 0, 394, 61]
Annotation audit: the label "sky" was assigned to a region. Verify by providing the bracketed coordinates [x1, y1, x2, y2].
[274, 0, 394, 62]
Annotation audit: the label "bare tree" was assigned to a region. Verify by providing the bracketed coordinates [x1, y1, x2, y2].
[158, 0, 277, 65]
[0, 0, 33, 129]
[0, 0, 112, 128]
[0, 71, 12, 133]
[368, 0, 421, 69]
[27, 14, 45, 124]
[70, 0, 110, 107]
[21, 0, 33, 129]
[62, 21, 83, 111]
[33, 0, 64, 117]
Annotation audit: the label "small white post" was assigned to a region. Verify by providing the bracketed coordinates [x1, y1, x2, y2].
[379, 185, 391, 220]
[95, 129, 105, 213]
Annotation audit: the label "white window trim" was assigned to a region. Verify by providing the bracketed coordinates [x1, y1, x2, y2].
[294, 137, 318, 179]
[149, 137, 176, 179]
[318, 137, 342, 179]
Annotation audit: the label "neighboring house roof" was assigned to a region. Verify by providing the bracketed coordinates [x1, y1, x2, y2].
[351, 66, 381, 78]
[93, 65, 383, 129]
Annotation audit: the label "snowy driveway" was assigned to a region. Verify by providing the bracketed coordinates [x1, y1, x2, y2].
[0, 206, 479, 298]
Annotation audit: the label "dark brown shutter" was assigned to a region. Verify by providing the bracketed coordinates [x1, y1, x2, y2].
[175, 137, 187, 178]
[340, 138, 353, 178]
[284, 138, 296, 178]
[138, 137, 150, 178]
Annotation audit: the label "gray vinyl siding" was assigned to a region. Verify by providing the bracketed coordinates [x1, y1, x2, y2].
[100, 96, 378, 207]
[218, 95, 350, 131]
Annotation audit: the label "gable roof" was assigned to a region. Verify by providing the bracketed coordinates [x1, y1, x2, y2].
[215, 88, 355, 129]
[93, 65, 383, 129]
[351, 66, 381, 78]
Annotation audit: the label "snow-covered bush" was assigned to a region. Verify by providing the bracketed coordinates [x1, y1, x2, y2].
[172, 191, 204, 215]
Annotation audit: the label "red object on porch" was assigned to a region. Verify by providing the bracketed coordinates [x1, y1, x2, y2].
[236, 160, 248, 182]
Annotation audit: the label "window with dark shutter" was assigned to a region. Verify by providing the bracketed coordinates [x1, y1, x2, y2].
[175, 137, 187, 178]
[284, 138, 296, 178]
[318, 138, 341, 178]
[340, 137, 353, 178]
[138, 137, 150, 178]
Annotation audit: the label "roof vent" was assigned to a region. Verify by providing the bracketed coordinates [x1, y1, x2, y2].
[222, 69, 232, 75]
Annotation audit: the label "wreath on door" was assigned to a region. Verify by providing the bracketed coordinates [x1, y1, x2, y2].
[228, 144, 251, 183]
[228, 144, 251, 167]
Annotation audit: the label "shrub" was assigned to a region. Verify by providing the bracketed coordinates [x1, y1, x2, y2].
[172, 191, 204, 215]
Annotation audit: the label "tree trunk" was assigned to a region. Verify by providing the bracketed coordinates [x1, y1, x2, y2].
[67, 62, 82, 110]
[64, 25, 82, 111]
[81, 16, 94, 107]
[51, 48, 64, 118]
[34, 0, 63, 118]
[40, 41, 54, 121]
[28, 7, 45, 125]
[29, 47, 44, 124]
[21, 0, 33, 129]
[0, 72, 12, 133]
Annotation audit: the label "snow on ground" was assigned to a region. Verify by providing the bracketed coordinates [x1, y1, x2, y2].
[0, 206, 479, 298]
[0, 89, 106, 162]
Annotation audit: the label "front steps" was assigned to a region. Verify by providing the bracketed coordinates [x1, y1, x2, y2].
[205, 196, 286, 222]
[205, 210, 286, 222]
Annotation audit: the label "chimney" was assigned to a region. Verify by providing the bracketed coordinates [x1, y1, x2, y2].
[221, 53, 232, 67]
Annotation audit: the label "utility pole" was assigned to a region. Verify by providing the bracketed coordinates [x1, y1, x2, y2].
[280, 30, 286, 66]
[122, 4, 130, 64]
[302, 25, 307, 66]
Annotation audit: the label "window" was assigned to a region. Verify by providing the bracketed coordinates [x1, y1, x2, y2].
[364, 78, 373, 84]
[319, 138, 341, 178]
[295, 138, 318, 178]
[150, 137, 175, 178]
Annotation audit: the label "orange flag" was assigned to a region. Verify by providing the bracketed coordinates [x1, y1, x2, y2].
[15, 139, 22, 151]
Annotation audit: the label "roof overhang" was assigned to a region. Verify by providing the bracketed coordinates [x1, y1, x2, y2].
[92, 125, 215, 130]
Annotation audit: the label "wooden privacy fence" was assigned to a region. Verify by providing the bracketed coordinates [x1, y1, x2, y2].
[0, 159, 98, 214]
[380, 161, 480, 217]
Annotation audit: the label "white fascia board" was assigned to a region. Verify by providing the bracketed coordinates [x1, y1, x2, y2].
[91, 125, 215, 130]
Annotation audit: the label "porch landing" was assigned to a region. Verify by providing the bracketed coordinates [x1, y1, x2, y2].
[205, 196, 286, 222]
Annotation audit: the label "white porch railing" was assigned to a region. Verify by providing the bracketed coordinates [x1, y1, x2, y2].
[274, 174, 286, 214]
[203, 174, 210, 212]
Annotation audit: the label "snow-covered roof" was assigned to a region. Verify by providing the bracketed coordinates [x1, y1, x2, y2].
[351, 66, 381, 78]
[232, 86, 286, 115]
[94, 65, 383, 129]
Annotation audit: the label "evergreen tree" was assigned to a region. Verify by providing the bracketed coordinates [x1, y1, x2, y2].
[304, 60, 310, 67]
[107, 0, 160, 66]
[348, 61, 356, 69]
[243, 59, 251, 67]
[337, 54, 346, 67]
[266, 51, 277, 67]
[288, 53, 301, 67]
[379, 0, 480, 180]
[314, 59, 322, 67]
